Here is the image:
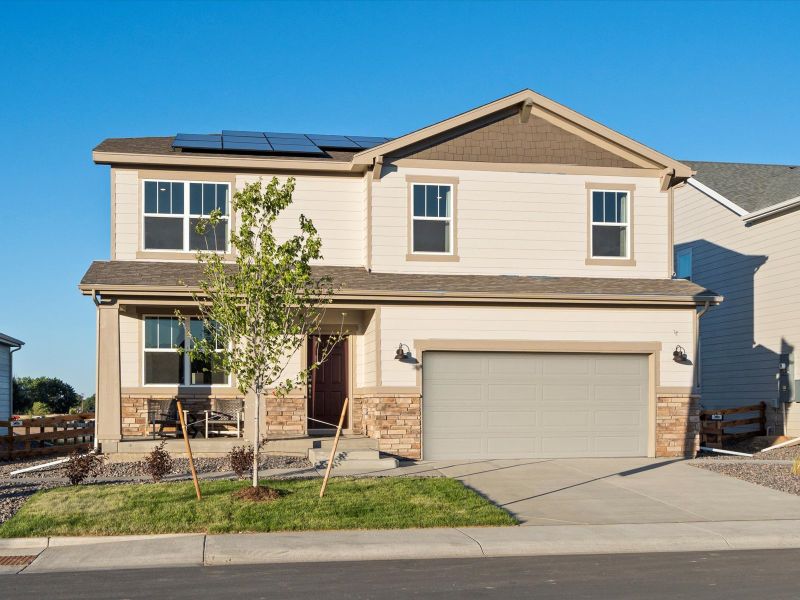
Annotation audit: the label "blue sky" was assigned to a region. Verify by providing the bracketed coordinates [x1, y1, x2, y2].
[1, 0, 798, 396]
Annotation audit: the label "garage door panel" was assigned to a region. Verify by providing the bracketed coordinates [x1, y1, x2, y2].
[487, 383, 540, 403]
[423, 351, 649, 459]
[542, 384, 591, 403]
[487, 410, 537, 429]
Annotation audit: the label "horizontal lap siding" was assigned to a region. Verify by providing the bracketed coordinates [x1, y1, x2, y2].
[119, 312, 139, 388]
[378, 305, 694, 388]
[0, 346, 10, 420]
[114, 169, 139, 260]
[674, 185, 800, 412]
[371, 168, 668, 278]
[237, 175, 364, 267]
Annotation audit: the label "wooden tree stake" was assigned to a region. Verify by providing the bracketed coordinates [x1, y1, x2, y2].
[176, 400, 202, 500]
[319, 396, 349, 498]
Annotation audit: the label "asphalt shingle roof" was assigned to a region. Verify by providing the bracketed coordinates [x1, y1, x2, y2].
[80, 261, 717, 302]
[685, 160, 800, 213]
[94, 137, 360, 162]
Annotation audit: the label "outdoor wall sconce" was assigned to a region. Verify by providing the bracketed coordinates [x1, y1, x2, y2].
[673, 345, 688, 363]
[394, 343, 412, 360]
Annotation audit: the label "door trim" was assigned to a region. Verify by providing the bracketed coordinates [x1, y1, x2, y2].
[414, 339, 661, 459]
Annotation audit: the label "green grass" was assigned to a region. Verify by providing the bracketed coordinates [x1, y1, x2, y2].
[0, 478, 516, 537]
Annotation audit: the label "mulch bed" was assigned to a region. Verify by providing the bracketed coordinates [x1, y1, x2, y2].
[690, 461, 800, 496]
[232, 485, 284, 502]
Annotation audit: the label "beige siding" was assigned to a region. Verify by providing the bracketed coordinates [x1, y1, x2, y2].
[357, 311, 378, 388]
[113, 169, 139, 260]
[236, 174, 364, 267]
[378, 305, 694, 388]
[119, 312, 139, 388]
[674, 184, 800, 427]
[371, 167, 669, 277]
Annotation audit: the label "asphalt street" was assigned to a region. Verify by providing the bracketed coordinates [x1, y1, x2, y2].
[5, 548, 800, 599]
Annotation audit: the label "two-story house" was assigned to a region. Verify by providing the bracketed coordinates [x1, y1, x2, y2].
[80, 90, 718, 460]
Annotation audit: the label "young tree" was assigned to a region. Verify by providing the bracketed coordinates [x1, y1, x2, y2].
[182, 177, 341, 489]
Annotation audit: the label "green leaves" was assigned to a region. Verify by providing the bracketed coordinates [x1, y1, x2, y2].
[182, 176, 338, 398]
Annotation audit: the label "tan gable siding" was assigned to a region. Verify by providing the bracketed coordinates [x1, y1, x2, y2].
[396, 112, 639, 168]
[378, 305, 694, 389]
[674, 184, 800, 431]
[113, 169, 139, 260]
[371, 166, 668, 278]
[235, 174, 364, 267]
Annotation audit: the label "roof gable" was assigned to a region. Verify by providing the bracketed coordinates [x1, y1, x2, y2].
[354, 89, 692, 177]
[392, 108, 640, 168]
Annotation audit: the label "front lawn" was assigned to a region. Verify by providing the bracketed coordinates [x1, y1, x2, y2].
[0, 477, 516, 537]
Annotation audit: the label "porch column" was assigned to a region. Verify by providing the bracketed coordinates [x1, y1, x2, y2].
[96, 302, 121, 452]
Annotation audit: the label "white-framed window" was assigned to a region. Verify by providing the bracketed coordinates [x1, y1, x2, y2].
[143, 316, 228, 386]
[590, 189, 630, 258]
[676, 247, 693, 280]
[411, 183, 453, 254]
[143, 180, 229, 252]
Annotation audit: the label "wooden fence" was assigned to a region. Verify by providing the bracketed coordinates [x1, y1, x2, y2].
[700, 402, 766, 447]
[0, 413, 95, 460]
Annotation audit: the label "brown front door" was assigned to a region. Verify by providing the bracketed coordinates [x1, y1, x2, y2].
[307, 335, 348, 430]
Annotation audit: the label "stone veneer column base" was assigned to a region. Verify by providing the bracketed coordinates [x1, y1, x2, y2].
[656, 394, 700, 457]
[356, 393, 421, 459]
[263, 393, 306, 437]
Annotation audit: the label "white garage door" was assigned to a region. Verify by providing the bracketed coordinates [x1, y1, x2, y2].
[422, 352, 649, 459]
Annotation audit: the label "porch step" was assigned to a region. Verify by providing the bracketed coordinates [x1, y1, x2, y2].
[307, 448, 399, 472]
[264, 435, 376, 456]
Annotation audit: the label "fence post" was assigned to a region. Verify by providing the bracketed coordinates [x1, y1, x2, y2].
[759, 401, 767, 436]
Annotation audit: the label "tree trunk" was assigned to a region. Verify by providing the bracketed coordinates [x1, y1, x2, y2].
[252, 388, 261, 488]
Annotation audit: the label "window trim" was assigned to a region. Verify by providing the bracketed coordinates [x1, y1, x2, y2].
[405, 175, 460, 262]
[584, 182, 636, 266]
[136, 170, 236, 260]
[141, 315, 231, 388]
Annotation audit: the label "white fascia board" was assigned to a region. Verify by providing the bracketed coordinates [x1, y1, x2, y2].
[742, 195, 800, 223]
[687, 177, 749, 217]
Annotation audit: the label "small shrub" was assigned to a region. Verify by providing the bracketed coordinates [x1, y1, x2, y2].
[228, 445, 254, 479]
[63, 451, 105, 485]
[29, 401, 49, 416]
[143, 441, 173, 482]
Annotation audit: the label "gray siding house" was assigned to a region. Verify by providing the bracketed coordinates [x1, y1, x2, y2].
[674, 161, 800, 435]
[0, 332, 24, 430]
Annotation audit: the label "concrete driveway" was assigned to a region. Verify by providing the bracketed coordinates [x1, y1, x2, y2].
[395, 458, 800, 526]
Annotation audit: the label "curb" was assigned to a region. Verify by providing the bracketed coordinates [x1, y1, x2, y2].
[4, 520, 800, 573]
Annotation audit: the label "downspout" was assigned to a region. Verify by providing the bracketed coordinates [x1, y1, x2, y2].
[694, 300, 711, 392]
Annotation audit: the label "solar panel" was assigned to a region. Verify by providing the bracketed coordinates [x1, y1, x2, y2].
[173, 131, 387, 155]
[221, 130, 266, 138]
[269, 142, 326, 155]
[307, 134, 362, 150]
[223, 140, 272, 151]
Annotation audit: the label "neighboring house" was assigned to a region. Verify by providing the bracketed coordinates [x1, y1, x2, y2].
[0, 332, 24, 430]
[674, 161, 800, 435]
[80, 89, 719, 460]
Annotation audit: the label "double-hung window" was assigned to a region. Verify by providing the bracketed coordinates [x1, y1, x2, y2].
[411, 183, 453, 254]
[590, 189, 630, 258]
[143, 181, 229, 252]
[143, 316, 228, 386]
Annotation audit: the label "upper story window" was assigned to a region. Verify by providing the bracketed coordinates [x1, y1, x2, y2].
[676, 247, 692, 280]
[143, 316, 229, 386]
[143, 181, 229, 252]
[411, 183, 453, 254]
[590, 189, 630, 259]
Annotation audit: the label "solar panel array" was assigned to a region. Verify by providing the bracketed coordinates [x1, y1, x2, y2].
[172, 131, 391, 155]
